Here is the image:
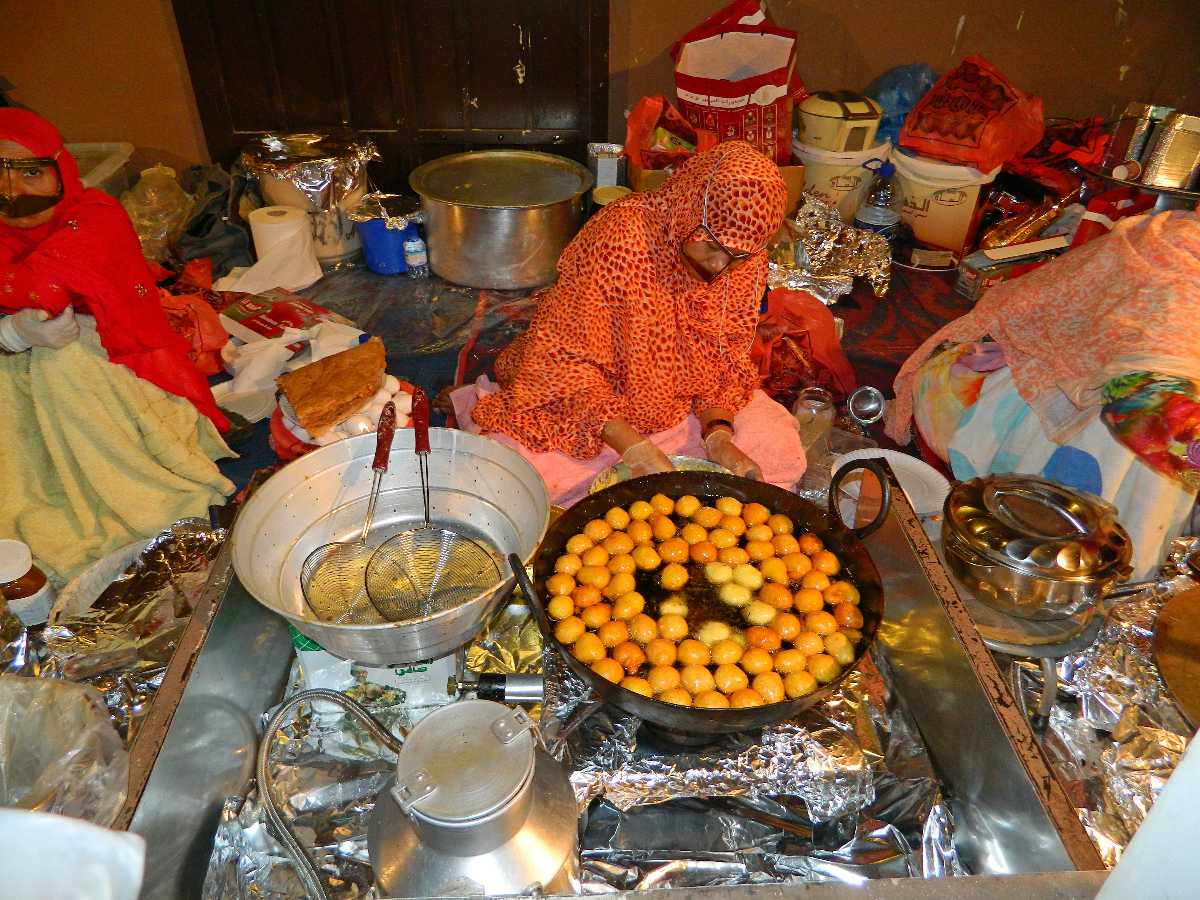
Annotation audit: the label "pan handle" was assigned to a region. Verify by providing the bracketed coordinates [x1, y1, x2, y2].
[509, 553, 552, 635]
[411, 388, 431, 454]
[829, 458, 892, 540]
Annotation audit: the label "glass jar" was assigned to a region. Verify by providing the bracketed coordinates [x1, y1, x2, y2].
[0, 539, 55, 626]
[793, 387, 834, 466]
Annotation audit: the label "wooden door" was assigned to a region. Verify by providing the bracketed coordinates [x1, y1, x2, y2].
[173, 0, 609, 190]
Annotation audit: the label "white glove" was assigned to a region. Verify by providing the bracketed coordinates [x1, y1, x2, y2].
[622, 438, 675, 478]
[0, 307, 79, 352]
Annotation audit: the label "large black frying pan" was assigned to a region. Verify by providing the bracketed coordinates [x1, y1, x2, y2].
[518, 462, 891, 735]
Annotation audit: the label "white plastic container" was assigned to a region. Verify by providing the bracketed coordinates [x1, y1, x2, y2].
[65, 142, 135, 197]
[891, 151, 999, 256]
[791, 137, 890, 223]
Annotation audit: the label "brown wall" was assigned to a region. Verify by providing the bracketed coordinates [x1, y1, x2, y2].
[0, 0, 208, 169]
[609, 0, 1200, 141]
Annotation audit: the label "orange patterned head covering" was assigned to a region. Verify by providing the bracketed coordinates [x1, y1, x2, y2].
[473, 141, 787, 458]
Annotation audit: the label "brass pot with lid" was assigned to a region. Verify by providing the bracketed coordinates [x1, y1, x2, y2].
[941, 474, 1133, 621]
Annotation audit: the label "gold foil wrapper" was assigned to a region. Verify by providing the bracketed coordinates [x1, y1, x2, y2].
[791, 193, 891, 297]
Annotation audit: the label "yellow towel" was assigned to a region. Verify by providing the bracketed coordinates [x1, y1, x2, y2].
[0, 318, 235, 585]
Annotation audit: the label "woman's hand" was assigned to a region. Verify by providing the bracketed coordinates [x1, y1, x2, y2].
[601, 417, 674, 477]
[704, 428, 763, 480]
[0, 307, 78, 352]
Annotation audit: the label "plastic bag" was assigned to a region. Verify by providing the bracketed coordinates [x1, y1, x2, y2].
[864, 64, 938, 147]
[0, 809, 144, 900]
[624, 95, 715, 173]
[751, 289, 858, 409]
[0, 675, 129, 826]
[120, 164, 195, 262]
[159, 258, 228, 376]
[900, 55, 1044, 174]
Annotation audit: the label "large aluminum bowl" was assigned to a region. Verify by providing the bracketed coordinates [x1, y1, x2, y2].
[232, 428, 549, 665]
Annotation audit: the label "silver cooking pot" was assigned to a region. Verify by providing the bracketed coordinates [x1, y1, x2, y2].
[409, 150, 593, 289]
[231, 428, 549, 665]
[941, 474, 1133, 621]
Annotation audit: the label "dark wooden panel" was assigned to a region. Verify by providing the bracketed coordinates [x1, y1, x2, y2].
[336, 0, 402, 131]
[404, 0, 464, 132]
[530, 0, 583, 131]
[206, 0, 283, 133]
[261, 0, 346, 127]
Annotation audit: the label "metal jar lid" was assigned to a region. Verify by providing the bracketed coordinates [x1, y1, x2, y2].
[943, 474, 1131, 580]
[392, 700, 535, 825]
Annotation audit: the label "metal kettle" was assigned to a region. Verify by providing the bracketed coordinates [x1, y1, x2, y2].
[368, 699, 577, 897]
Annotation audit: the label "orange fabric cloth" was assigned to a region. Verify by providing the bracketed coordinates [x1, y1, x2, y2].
[473, 141, 787, 458]
[887, 211, 1200, 445]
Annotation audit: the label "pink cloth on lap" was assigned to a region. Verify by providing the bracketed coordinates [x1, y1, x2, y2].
[451, 377, 806, 508]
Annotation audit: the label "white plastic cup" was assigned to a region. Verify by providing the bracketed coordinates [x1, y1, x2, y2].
[791, 138, 891, 223]
[890, 151, 999, 255]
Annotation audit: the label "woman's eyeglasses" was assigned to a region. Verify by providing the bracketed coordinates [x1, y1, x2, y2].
[0, 156, 63, 218]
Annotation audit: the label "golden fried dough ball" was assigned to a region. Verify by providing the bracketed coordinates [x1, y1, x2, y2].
[772, 612, 802, 642]
[603, 532, 635, 556]
[708, 527, 738, 549]
[719, 582, 752, 608]
[772, 534, 801, 557]
[627, 520, 654, 545]
[739, 648, 774, 676]
[605, 506, 631, 530]
[647, 664, 681, 693]
[650, 493, 675, 515]
[743, 601, 778, 627]
[792, 588, 824, 614]
[645, 637, 677, 667]
[794, 631, 825, 655]
[583, 519, 613, 542]
[807, 653, 841, 684]
[658, 538, 689, 563]
[719, 547, 750, 566]
[714, 663, 749, 694]
[773, 648, 808, 674]
[695, 690, 731, 709]
[745, 625, 782, 652]
[719, 515, 747, 537]
[745, 540, 775, 562]
[797, 532, 824, 554]
[759, 583, 793, 610]
[612, 591, 645, 621]
[555, 616, 585, 644]
[657, 687, 693, 706]
[767, 513, 794, 535]
[695, 620, 732, 646]
[824, 580, 861, 605]
[753, 671, 785, 704]
[806, 610, 838, 636]
[628, 500, 653, 521]
[674, 494, 702, 518]
[784, 670, 818, 699]
[715, 496, 743, 517]
[759, 557, 789, 586]
[612, 641, 646, 674]
[591, 658, 624, 683]
[710, 638, 744, 666]
[781, 552, 813, 579]
[811, 550, 841, 576]
[572, 584, 602, 609]
[693, 506, 723, 528]
[608, 553, 636, 575]
[745, 523, 774, 543]
[742, 502, 770, 526]
[597, 619, 630, 648]
[689, 541, 718, 564]
[732, 564, 764, 590]
[677, 638, 711, 667]
[573, 633, 606, 663]
[602, 571, 636, 600]
[679, 522, 708, 545]
[620, 676, 653, 697]
[833, 602, 864, 630]
[679, 664, 716, 695]
[547, 573, 577, 599]
[704, 562, 734, 586]
[657, 612, 689, 641]
[729, 688, 765, 708]
[660, 563, 689, 590]
[547, 595, 575, 621]
[659, 596, 689, 617]
[566, 534, 594, 555]
[824, 631, 856, 665]
[632, 545, 662, 571]
[650, 514, 677, 541]
[580, 603, 612, 629]
[576, 565, 611, 591]
[581, 545, 609, 568]
[800, 570, 831, 592]
[555, 553, 582, 575]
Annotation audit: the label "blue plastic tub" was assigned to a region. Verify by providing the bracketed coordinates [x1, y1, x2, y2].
[358, 218, 418, 275]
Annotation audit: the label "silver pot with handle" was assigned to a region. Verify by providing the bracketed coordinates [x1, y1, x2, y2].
[941, 474, 1133, 621]
[409, 150, 593, 290]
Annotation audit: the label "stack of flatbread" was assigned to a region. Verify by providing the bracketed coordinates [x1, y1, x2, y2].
[276, 337, 386, 435]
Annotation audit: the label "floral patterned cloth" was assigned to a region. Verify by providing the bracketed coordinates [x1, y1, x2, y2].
[1102, 373, 1200, 491]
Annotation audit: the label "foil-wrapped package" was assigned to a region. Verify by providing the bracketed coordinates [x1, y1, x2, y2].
[240, 133, 379, 213]
[346, 192, 423, 231]
[790, 193, 891, 297]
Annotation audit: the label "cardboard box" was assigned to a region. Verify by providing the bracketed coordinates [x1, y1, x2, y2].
[955, 236, 1070, 302]
[629, 160, 807, 217]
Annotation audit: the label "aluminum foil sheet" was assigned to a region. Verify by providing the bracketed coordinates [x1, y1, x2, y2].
[241, 133, 380, 211]
[1007, 537, 1198, 867]
[765, 261, 854, 305]
[790, 193, 891, 297]
[39, 519, 227, 742]
[346, 192, 424, 231]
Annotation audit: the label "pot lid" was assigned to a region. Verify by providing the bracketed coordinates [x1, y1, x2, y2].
[241, 132, 378, 166]
[393, 700, 535, 825]
[409, 150, 593, 209]
[944, 474, 1131, 580]
[799, 91, 882, 122]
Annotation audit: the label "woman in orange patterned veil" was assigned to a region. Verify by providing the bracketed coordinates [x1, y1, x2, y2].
[473, 141, 787, 478]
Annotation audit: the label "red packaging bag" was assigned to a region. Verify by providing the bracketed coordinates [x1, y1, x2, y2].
[900, 55, 1044, 174]
[671, 0, 799, 164]
[624, 95, 716, 173]
[1071, 187, 1156, 248]
[751, 290, 857, 409]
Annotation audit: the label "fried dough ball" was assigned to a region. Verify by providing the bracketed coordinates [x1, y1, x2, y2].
[719, 582, 752, 608]
[660, 562, 689, 590]
[784, 670, 818, 699]
[647, 664, 681, 693]
[739, 648, 774, 675]
[729, 688, 765, 708]
[580, 603, 612, 629]
[650, 513, 677, 541]
[657, 687, 693, 706]
[580, 545, 609, 568]
[602, 571, 636, 600]
[703, 561, 733, 586]
[677, 639, 711, 667]
[745, 625, 782, 651]
[679, 664, 716, 695]
[597, 619, 629, 648]
[719, 514, 747, 537]
[628, 500, 654, 521]
[612, 641, 646, 673]
[732, 564, 763, 590]
[555, 616, 585, 644]
[797, 532, 824, 554]
[603, 532, 635, 556]
[742, 502, 770, 526]
[833, 602, 864, 630]
[772, 612, 802, 642]
[608, 553, 636, 575]
[689, 541, 718, 564]
[781, 552, 813, 579]
[645, 637, 677, 667]
[629, 613, 658, 644]
[710, 638, 744, 665]
[576, 565, 611, 591]
[794, 631, 825, 655]
[565, 534, 593, 555]
[583, 519, 613, 542]
[658, 538, 689, 563]
[759, 582, 793, 610]
[650, 493, 675, 515]
[753, 671, 785, 704]
[695, 690, 731, 709]
[613, 591, 645, 621]
[591, 658, 624, 683]
[807, 653, 841, 684]
[811, 550, 841, 576]
[824, 631, 856, 665]
[840, 626, 863, 645]
[620, 676, 653, 697]
[728, 630, 748, 648]
[632, 545, 662, 571]
[546, 573, 575, 597]
[745, 523, 774, 543]
[605, 506, 631, 530]
[555, 553, 582, 575]
[745, 540, 775, 562]
[800, 570, 831, 592]
[708, 527, 737, 549]
[759, 557, 789, 586]
[547, 595, 575, 621]
[572, 584, 602, 609]
[806, 610, 838, 636]
[714, 663, 749, 693]
[715, 496, 743, 517]
[792, 588, 824, 614]
[627, 520, 653, 545]
[772, 534, 801, 557]
[658, 612, 689, 641]
[773, 648, 808, 674]
[824, 580, 861, 606]
[674, 494, 702, 518]
[767, 513, 794, 535]
[693, 506, 723, 528]
[679, 522, 708, 545]
[743, 601, 778, 627]
[719, 546, 750, 566]
[695, 620, 732, 646]
[659, 596, 689, 617]
[573, 632, 606, 663]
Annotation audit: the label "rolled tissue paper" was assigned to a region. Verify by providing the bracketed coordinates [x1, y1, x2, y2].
[214, 206, 322, 294]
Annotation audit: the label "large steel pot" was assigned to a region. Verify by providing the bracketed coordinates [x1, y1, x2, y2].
[231, 428, 549, 665]
[409, 150, 593, 289]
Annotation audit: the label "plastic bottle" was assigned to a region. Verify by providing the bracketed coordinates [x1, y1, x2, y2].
[403, 233, 430, 279]
[853, 161, 900, 246]
[119, 165, 193, 262]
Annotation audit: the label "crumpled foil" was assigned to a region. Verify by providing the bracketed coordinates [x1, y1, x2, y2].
[1007, 536, 1198, 867]
[39, 519, 226, 742]
[542, 646, 961, 889]
[346, 192, 424, 231]
[765, 262, 854, 305]
[786, 193, 891, 297]
[241, 133, 380, 211]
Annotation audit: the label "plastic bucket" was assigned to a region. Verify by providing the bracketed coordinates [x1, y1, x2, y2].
[358, 218, 418, 276]
[891, 151, 999, 255]
[791, 138, 890, 222]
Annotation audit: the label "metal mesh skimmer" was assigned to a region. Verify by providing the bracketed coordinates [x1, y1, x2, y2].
[365, 526, 502, 621]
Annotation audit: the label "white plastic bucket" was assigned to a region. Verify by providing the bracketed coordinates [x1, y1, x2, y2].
[791, 138, 890, 222]
[891, 151, 999, 255]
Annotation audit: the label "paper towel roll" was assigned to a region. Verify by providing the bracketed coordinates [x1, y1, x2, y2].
[249, 205, 313, 258]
